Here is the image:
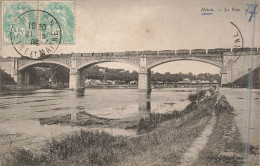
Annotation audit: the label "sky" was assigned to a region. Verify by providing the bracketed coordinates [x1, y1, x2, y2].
[1, 0, 259, 74]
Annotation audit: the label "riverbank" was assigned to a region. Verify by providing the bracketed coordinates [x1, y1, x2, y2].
[3, 89, 256, 166]
[85, 84, 215, 89]
[0, 85, 40, 93]
[0, 84, 71, 96]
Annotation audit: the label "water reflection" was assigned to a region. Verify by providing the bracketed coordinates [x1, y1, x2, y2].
[70, 91, 152, 122]
[138, 91, 151, 115]
[76, 89, 85, 98]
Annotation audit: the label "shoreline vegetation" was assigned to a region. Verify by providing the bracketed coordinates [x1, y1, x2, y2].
[2, 89, 259, 166]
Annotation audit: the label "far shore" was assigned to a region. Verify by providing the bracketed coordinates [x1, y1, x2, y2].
[1, 84, 258, 95]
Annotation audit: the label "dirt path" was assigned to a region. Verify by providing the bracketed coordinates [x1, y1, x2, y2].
[179, 112, 216, 166]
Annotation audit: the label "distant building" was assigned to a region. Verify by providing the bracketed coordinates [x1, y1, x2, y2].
[105, 80, 115, 84]
[183, 78, 190, 82]
[179, 78, 190, 84]
[129, 80, 137, 85]
[158, 81, 164, 84]
[85, 79, 102, 84]
[116, 80, 125, 85]
[203, 80, 210, 83]
[99, 68, 106, 73]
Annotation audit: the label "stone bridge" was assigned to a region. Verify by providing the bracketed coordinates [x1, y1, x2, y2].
[1, 48, 260, 91]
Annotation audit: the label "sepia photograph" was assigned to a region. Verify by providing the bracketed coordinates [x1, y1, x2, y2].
[0, 0, 259, 165]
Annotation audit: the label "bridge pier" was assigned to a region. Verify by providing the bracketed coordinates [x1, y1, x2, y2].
[14, 70, 30, 86]
[138, 69, 151, 92]
[220, 68, 228, 86]
[138, 55, 151, 92]
[69, 69, 85, 90]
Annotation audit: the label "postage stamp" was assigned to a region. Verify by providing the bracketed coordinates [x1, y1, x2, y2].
[39, 1, 75, 44]
[10, 9, 62, 59]
[2, 1, 75, 46]
[2, 1, 38, 45]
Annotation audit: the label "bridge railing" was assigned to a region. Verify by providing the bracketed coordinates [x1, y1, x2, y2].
[17, 47, 260, 59]
[85, 47, 259, 57]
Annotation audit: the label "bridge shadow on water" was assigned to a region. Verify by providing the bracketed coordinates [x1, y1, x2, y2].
[75, 89, 85, 98]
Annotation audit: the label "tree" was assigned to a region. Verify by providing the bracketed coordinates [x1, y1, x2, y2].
[51, 65, 69, 84]
[83, 65, 220, 84]
[0, 69, 16, 85]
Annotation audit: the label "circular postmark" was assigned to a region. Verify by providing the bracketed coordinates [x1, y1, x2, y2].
[10, 10, 62, 59]
[230, 22, 244, 63]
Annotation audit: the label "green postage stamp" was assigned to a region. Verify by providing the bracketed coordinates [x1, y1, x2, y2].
[2, 1, 75, 45]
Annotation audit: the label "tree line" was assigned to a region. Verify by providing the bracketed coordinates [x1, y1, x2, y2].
[85, 66, 220, 83]
[0, 69, 16, 85]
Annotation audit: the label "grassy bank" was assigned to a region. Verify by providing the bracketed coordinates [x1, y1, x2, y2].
[4, 89, 256, 166]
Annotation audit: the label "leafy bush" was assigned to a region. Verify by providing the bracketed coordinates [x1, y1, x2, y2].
[215, 95, 233, 113]
[5, 130, 127, 166]
[188, 93, 198, 102]
[7, 149, 34, 166]
[137, 114, 159, 134]
[188, 89, 215, 102]
[137, 111, 182, 134]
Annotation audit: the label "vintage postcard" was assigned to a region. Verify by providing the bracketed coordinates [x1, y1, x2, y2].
[0, 0, 259, 165]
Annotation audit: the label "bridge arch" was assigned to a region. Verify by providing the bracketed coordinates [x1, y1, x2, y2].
[147, 57, 223, 69]
[18, 60, 71, 71]
[77, 59, 140, 70]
